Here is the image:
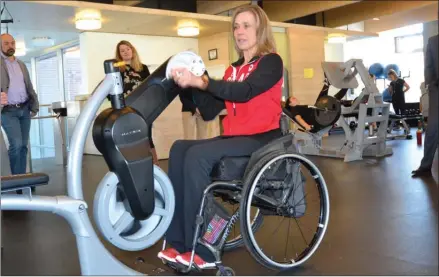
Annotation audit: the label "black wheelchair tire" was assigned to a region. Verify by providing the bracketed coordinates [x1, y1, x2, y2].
[238, 149, 330, 271]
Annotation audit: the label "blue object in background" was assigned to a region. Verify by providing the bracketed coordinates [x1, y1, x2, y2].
[382, 88, 392, 102]
[369, 63, 385, 79]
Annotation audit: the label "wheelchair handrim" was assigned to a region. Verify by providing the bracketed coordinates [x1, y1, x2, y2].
[245, 153, 330, 269]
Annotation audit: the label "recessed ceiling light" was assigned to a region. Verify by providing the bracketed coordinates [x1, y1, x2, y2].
[373, 18, 380, 21]
[177, 26, 199, 37]
[32, 37, 55, 47]
[75, 9, 102, 30]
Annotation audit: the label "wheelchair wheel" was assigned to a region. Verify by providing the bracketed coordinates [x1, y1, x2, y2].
[222, 209, 263, 252]
[239, 149, 329, 271]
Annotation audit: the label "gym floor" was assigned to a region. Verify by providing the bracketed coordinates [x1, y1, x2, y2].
[1, 134, 438, 276]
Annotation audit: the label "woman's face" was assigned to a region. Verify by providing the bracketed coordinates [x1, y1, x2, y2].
[233, 11, 258, 52]
[119, 44, 133, 61]
[388, 74, 396, 81]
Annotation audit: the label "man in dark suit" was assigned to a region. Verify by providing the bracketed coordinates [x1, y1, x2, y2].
[413, 34, 438, 177]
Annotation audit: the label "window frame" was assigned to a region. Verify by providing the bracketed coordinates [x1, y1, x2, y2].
[394, 33, 423, 54]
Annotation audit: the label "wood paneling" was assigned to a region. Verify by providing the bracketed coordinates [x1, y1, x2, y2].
[197, 1, 251, 15]
[198, 31, 231, 67]
[364, 2, 438, 33]
[287, 27, 325, 105]
[263, 1, 357, 23]
[323, 1, 436, 28]
[198, 32, 231, 137]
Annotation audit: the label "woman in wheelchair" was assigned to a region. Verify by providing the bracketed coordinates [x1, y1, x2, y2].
[157, 5, 285, 268]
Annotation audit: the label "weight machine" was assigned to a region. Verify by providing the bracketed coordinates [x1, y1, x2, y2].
[291, 59, 393, 162]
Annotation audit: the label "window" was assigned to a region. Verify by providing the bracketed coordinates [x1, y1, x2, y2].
[395, 33, 423, 54]
[62, 45, 82, 101]
[33, 53, 62, 158]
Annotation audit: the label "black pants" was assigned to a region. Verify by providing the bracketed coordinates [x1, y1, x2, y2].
[392, 97, 405, 115]
[165, 128, 281, 261]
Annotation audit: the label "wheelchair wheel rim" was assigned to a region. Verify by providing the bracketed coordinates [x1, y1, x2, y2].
[244, 153, 330, 269]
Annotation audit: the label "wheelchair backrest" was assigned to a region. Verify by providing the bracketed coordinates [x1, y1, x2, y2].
[243, 133, 297, 178]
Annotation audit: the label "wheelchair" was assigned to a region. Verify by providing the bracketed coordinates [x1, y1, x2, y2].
[1, 52, 330, 276]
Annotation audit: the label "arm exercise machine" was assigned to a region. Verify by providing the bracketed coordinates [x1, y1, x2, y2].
[0, 52, 203, 275]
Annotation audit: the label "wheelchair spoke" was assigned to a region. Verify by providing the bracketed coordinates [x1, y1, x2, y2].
[293, 217, 308, 246]
[260, 217, 286, 251]
[114, 211, 135, 234]
[284, 219, 292, 259]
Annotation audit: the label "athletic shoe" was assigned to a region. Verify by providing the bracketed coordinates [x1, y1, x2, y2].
[157, 248, 180, 263]
[175, 252, 216, 269]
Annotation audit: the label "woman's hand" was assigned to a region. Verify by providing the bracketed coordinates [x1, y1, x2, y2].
[171, 68, 204, 89]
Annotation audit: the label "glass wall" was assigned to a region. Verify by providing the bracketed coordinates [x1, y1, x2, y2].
[344, 23, 424, 103]
[28, 42, 82, 160]
[62, 45, 82, 101]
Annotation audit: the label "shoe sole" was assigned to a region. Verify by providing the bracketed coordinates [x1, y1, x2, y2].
[175, 255, 216, 269]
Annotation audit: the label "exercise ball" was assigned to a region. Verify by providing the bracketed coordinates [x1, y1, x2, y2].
[385, 64, 400, 77]
[382, 88, 392, 102]
[369, 63, 385, 79]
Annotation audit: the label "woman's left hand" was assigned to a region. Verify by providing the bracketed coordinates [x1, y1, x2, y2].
[171, 68, 203, 89]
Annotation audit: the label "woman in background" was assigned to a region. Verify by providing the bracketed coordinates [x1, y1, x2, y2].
[115, 40, 158, 165]
[388, 69, 410, 115]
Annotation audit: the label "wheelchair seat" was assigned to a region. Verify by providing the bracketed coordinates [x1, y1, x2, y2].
[210, 133, 297, 182]
[211, 156, 250, 182]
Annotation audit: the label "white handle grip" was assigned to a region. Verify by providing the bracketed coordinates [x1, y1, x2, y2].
[165, 51, 206, 79]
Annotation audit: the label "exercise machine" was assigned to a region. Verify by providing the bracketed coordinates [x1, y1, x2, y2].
[291, 59, 392, 162]
[1, 51, 330, 276]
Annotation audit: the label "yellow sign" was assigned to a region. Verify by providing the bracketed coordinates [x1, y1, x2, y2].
[304, 68, 314, 79]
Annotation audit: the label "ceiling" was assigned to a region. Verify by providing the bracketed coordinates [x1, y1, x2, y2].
[363, 2, 438, 33]
[1, 0, 378, 62]
[195, 1, 438, 32]
[1, 1, 80, 61]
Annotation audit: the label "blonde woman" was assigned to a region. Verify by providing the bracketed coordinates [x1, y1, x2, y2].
[158, 5, 283, 268]
[115, 40, 158, 164]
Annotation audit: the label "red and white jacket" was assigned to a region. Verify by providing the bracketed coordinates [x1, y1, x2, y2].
[206, 53, 284, 136]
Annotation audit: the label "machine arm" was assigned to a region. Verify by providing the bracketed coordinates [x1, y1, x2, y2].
[92, 52, 206, 221]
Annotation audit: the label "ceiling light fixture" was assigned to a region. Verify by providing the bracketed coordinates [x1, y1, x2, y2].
[32, 37, 55, 47]
[373, 17, 380, 21]
[75, 9, 102, 30]
[327, 33, 347, 44]
[177, 26, 199, 37]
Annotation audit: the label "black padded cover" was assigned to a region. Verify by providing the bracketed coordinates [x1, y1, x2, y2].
[211, 156, 250, 181]
[1, 173, 49, 191]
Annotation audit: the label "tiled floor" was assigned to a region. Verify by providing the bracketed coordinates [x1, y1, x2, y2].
[1, 135, 438, 276]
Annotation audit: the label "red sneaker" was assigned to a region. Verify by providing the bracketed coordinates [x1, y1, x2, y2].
[175, 252, 216, 269]
[157, 248, 180, 263]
